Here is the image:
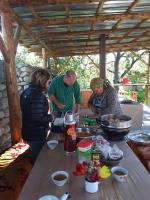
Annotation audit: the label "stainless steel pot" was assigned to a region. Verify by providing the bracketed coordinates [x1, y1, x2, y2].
[100, 114, 132, 129]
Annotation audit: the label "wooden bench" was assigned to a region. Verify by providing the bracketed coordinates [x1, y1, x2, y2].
[0, 143, 32, 200]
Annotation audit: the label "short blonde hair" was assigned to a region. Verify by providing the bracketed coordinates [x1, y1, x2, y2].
[30, 68, 50, 91]
[90, 77, 104, 90]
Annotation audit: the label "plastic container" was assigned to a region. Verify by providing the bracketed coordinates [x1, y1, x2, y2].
[77, 148, 91, 163]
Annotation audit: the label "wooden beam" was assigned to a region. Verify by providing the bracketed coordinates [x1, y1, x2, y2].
[148, 51, 150, 84]
[14, 24, 22, 54]
[126, 0, 140, 13]
[26, 13, 150, 27]
[36, 46, 149, 57]
[144, 50, 150, 104]
[1, 9, 22, 144]
[1, 0, 57, 60]
[21, 34, 150, 46]
[21, 26, 150, 39]
[96, 0, 105, 14]
[99, 34, 106, 79]
[8, 0, 97, 7]
[42, 48, 48, 68]
[0, 34, 10, 62]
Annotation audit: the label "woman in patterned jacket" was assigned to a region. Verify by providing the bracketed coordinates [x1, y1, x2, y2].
[88, 77, 122, 119]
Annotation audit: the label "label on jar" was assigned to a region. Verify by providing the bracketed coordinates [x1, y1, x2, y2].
[91, 151, 100, 162]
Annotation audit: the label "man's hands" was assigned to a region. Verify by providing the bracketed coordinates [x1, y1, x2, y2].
[50, 94, 65, 110]
[57, 103, 66, 109]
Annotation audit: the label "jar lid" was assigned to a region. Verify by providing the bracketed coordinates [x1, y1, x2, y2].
[77, 139, 93, 148]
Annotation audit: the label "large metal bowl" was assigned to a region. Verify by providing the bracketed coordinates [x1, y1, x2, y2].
[100, 114, 132, 129]
[100, 124, 130, 140]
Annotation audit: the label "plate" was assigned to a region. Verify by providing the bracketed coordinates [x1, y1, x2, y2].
[38, 195, 59, 200]
[128, 132, 150, 145]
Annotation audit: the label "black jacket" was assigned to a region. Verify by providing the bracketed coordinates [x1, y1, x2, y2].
[20, 85, 52, 142]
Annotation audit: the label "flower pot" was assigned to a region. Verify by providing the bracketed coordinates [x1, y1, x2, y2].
[85, 179, 99, 193]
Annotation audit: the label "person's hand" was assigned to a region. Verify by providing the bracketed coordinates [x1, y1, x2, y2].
[90, 105, 96, 113]
[57, 103, 65, 109]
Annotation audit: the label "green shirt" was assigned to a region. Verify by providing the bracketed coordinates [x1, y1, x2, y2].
[48, 75, 81, 113]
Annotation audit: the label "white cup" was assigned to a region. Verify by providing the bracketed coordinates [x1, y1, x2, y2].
[111, 166, 128, 182]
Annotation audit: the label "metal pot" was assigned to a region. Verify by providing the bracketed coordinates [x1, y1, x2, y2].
[100, 114, 132, 129]
[99, 114, 132, 140]
[100, 124, 130, 139]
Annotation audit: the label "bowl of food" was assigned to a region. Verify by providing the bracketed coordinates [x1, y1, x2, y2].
[51, 171, 69, 186]
[111, 166, 128, 182]
[76, 127, 93, 141]
[102, 156, 123, 167]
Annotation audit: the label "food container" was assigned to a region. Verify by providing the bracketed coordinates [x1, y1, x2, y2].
[77, 149, 91, 163]
[77, 139, 93, 163]
[101, 155, 123, 167]
[76, 127, 93, 142]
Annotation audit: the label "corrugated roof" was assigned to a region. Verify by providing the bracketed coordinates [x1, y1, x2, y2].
[2, 0, 150, 57]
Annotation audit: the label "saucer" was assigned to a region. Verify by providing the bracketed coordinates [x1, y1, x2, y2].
[38, 195, 59, 200]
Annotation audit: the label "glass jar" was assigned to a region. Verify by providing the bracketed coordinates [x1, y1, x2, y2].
[64, 121, 76, 153]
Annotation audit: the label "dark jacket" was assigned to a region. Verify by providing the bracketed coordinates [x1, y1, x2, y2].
[20, 85, 52, 142]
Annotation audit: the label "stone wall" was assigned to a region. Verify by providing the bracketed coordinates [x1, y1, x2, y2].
[0, 61, 38, 152]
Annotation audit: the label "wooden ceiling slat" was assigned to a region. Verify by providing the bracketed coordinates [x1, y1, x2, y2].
[26, 13, 150, 27]
[4, 0, 150, 56]
[8, 0, 97, 7]
[31, 40, 150, 53]
[21, 27, 150, 39]
[21, 34, 149, 46]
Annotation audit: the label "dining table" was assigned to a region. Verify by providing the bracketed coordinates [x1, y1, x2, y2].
[17, 133, 150, 200]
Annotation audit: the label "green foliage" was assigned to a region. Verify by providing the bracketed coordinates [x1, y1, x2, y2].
[49, 56, 99, 88]
[16, 46, 43, 67]
[137, 89, 145, 103]
[16, 47, 148, 90]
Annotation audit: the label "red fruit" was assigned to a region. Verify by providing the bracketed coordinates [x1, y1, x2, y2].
[76, 163, 83, 171]
[73, 171, 83, 176]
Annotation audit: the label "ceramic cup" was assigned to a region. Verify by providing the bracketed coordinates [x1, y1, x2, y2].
[51, 171, 69, 187]
[85, 179, 99, 193]
[111, 166, 128, 182]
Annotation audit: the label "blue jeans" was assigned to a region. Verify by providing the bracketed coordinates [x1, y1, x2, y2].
[28, 140, 45, 164]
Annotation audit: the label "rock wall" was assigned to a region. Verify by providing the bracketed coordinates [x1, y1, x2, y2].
[0, 61, 38, 152]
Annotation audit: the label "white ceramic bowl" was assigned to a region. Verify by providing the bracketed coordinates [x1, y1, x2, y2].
[38, 195, 59, 200]
[47, 140, 58, 150]
[51, 171, 69, 186]
[111, 166, 128, 182]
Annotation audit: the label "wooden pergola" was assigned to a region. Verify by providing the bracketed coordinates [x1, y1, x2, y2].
[0, 0, 150, 144]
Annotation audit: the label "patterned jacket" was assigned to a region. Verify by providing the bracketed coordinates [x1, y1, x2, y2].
[88, 85, 122, 116]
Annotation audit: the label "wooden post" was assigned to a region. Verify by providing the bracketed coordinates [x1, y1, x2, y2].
[99, 34, 106, 79]
[145, 51, 150, 104]
[1, 10, 22, 144]
[42, 48, 48, 68]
